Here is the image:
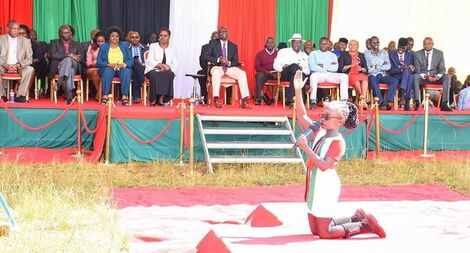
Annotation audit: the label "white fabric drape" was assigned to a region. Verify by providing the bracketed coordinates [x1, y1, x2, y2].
[330, 0, 470, 81]
[169, 0, 219, 98]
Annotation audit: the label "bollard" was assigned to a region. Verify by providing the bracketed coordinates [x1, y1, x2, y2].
[189, 98, 195, 169]
[177, 97, 186, 165]
[421, 93, 434, 157]
[374, 97, 381, 159]
[104, 94, 114, 165]
[71, 90, 86, 158]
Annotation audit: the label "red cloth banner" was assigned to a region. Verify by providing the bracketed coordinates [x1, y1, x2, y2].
[218, 0, 277, 97]
[0, 0, 33, 34]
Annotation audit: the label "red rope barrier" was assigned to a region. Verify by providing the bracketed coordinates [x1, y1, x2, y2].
[1, 99, 76, 131]
[431, 105, 470, 128]
[80, 110, 107, 134]
[378, 114, 419, 134]
[117, 117, 175, 144]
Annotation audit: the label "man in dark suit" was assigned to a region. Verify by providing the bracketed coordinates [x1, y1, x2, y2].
[49, 24, 83, 104]
[390, 38, 415, 110]
[413, 37, 452, 111]
[202, 26, 251, 109]
[197, 31, 218, 105]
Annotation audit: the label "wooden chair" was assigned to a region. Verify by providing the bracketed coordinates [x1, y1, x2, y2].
[2, 73, 29, 101]
[422, 84, 443, 109]
[99, 77, 133, 105]
[49, 74, 83, 104]
[306, 82, 340, 109]
[263, 72, 290, 108]
[206, 62, 242, 105]
[369, 83, 399, 110]
[142, 51, 150, 106]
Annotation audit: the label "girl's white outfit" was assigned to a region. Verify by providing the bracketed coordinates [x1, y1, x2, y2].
[306, 129, 345, 218]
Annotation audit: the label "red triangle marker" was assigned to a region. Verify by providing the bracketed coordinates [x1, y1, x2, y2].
[244, 204, 283, 227]
[196, 230, 231, 253]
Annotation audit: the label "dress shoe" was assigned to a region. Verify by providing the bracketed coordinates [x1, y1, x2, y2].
[14, 95, 27, 103]
[404, 100, 411, 111]
[240, 100, 251, 109]
[214, 100, 223, 108]
[288, 103, 294, 110]
[414, 100, 420, 111]
[379, 102, 391, 110]
[262, 94, 272, 105]
[66, 98, 73, 105]
[440, 103, 453, 112]
[254, 97, 262, 105]
[1, 95, 7, 103]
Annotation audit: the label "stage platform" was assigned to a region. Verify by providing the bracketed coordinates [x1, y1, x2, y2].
[1, 98, 469, 163]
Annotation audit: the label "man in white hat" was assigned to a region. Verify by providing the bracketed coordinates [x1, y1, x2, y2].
[273, 33, 310, 108]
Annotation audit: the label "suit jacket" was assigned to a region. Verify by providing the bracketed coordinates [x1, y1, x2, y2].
[199, 42, 210, 72]
[97, 41, 134, 70]
[389, 51, 413, 75]
[0, 34, 33, 68]
[413, 49, 445, 76]
[202, 39, 240, 68]
[338, 51, 367, 74]
[48, 38, 83, 78]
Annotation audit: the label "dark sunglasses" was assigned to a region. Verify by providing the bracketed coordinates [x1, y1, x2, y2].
[320, 113, 341, 121]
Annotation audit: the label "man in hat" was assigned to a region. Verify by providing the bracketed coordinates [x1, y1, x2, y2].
[308, 37, 349, 109]
[273, 33, 310, 109]
[389, 38, 415, 110]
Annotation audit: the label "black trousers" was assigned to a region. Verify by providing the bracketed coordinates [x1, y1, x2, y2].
[145, 70, 175, 103]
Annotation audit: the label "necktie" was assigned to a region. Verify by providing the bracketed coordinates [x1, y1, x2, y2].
[399, 54, 404, 65]
[222, 42, 227, 72]
[425, 51, 430, 70]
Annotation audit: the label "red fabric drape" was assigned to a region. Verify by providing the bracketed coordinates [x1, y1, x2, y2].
[218, 0, 276, 97]
[0, 0, 33, 35]
[328, 0, 334, 38]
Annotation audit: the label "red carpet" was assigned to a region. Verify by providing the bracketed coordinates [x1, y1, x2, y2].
[0, 147, 99, 163]
[367, 150, 470, 161]
[111, 184, 470, 209]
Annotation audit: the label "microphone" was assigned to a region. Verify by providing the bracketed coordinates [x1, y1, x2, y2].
[292, 121, 321, 149]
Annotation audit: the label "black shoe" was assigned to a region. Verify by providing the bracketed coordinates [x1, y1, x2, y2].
[14, 95, 27, 103]
[254, 97, 262, 105]
[379, 102, 391, 110]
[414, 100, 420, 111]
[440, 103, 453, 112]
[1, 95, 7, 103]
[262, 94, 272, 105]
[404, 100, 410, 111]
[288, 102, 294, 110]
[133, 98, 141, 104]
[66, 98, 73, 105]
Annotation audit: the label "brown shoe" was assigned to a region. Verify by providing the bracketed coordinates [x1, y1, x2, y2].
[363, 213, 386, 238]
[214, 100, 223, 108]
[240, 100, 251, 109]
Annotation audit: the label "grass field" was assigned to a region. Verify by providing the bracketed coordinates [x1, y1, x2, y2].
[0, 160, 469, 252]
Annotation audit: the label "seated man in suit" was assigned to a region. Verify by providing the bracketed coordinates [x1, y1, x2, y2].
[0, 20, 34, 103]
[197, 31, 219, 105]
[202, 26, 251, 109]
[413, 37, 452, 111]
[389, 38, 415, 110]
[127, 31, 148, 104]
[406, 37, 414, 53]
[273, 33, 310, 109]
[308, 37, 349, 109]
[49, 24, 83, 104]
[254, 36, 277, 105]
[364, 36, 399, 110]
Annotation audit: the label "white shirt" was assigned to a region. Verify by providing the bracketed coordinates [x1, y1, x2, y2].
[273, 47, 310, 75]
[144, 43, 178, 74]
[7, 35, 18, 64]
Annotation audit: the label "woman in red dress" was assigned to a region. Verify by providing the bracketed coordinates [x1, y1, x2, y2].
[339, 40, 368, 106]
